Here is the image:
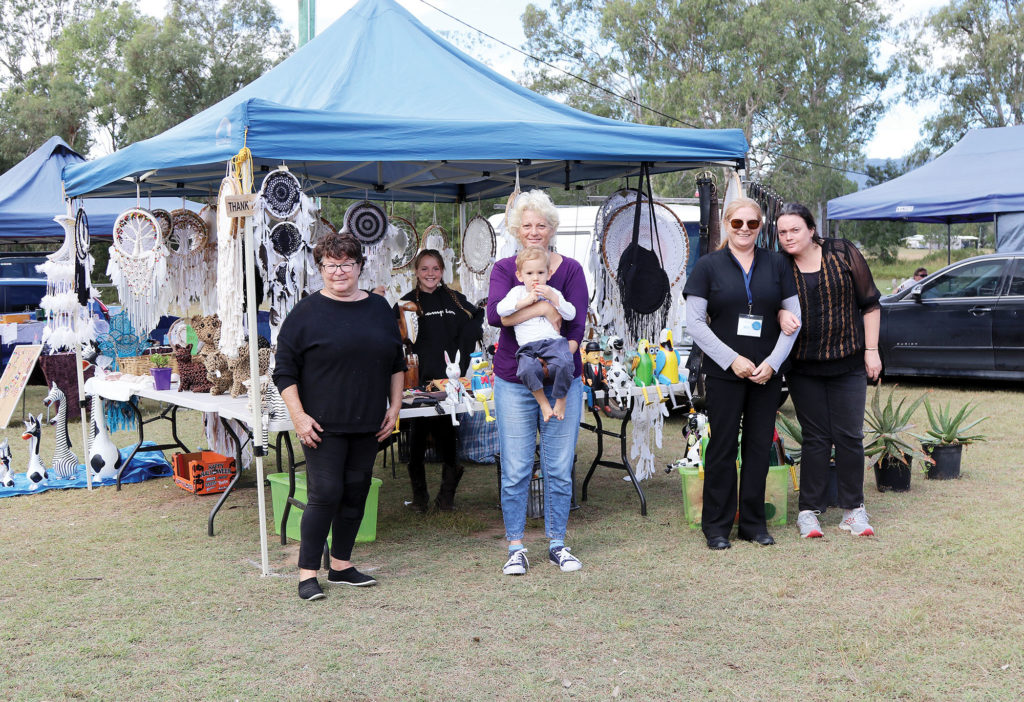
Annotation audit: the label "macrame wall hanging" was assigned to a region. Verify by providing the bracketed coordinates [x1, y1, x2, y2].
[37, 207, 97, 351]
[107, 206, 168, 337]
[198, 203, 219, 315]
[163, 206, 211, 315]
[216, 160, 248, 357]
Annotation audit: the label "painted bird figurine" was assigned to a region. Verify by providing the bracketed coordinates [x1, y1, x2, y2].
[654, 329, 686, 409]
[22, 414, 48, 489]
[0, 438, 14, 488]
[88, 394, 121, 482]
[631, 338, 666, 409]
[43, 382, 79, 479]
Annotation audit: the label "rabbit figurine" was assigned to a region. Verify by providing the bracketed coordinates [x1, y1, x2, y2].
[442, 350, 473, 427]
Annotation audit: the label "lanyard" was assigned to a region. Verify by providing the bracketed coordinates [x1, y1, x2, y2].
[729, 250, 757, 313]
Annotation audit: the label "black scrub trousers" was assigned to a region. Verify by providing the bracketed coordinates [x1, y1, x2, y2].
[683, 247, 797, 540]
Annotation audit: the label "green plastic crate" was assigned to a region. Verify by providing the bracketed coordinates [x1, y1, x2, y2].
[267, 472, 382, 543]
[680, 464, 788, 529]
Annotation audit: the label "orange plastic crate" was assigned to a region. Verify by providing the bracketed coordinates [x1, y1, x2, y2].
[172, 451, 236, 495]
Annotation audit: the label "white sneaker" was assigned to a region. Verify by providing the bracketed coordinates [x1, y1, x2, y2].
[502, 548, 529, 575]
[840, 505, 875, 536]
[797, 510, 824, 538]
[548, 546, 583, 572]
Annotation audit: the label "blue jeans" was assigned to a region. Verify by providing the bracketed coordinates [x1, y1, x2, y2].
[494, 376, 583, 541]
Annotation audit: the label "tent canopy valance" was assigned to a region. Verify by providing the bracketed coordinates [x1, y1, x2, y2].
[62, 0, 747, 201]
[828, 125, 1024, 224]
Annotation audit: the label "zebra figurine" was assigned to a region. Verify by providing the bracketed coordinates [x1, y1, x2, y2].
[21, 414, 47, 489]
[243, 374, 290, 449]
[88, 394, 121, 482]
[0, 438, 13, 488]
[43, 382, 79, 480]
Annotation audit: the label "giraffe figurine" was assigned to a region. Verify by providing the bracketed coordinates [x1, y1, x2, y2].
[43, 382, 79, 479]
[22, 414, 48, 489]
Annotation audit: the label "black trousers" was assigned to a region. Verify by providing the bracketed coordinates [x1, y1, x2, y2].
[703, 374, 782, 539]
[408, 415, 457, 472]
[298, 432, 378, 570]
[787, 369, 867, 513]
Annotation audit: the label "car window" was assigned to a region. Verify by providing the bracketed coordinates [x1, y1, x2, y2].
[919, 260, 1006, 300]
[0, 258, 46, 279]
[1006, 259, 1024, 297]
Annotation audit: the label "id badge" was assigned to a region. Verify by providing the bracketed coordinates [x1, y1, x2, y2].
[737, 314, 763, 337]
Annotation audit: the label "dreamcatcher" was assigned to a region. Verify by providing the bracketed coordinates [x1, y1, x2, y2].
[150, 209, 173, 240]
[163, 208, 210, 315]
[589, 188, 649, 324]
[340, 200, 391, 294]
[108, 207, 168, 336]
[458, 214, 496, 305]
[384, 214, 418, 303]
[38, 208, 97, 351]
[197, 203, 219, 315]
[259, 167, 302, 220]
[217, 173, 246, 356]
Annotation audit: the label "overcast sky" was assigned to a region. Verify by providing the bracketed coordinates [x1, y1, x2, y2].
[139, 0, 949, 161]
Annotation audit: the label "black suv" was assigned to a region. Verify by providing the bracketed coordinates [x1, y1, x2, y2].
[0, 255, 48, 314]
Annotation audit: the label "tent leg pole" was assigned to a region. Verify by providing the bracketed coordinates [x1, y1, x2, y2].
[243, 211, 271, 577]
[947, 221, 951, 266]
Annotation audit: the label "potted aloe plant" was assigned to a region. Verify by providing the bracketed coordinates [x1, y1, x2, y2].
[775, 412, 839, 507]
[863, 384, 929, 492]
[913, 400, 987, 480]
[149, 354, 173, 391]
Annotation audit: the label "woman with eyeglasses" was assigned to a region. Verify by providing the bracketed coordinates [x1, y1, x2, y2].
[682, 197, 800, 550]
[398, 249, 483, 512]
[775, 203, 881, 539]
[274, 232, 405, 601]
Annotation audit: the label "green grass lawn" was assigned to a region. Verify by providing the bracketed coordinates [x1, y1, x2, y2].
[2, 380, 1023, 700]
[867, 247, 991, 294]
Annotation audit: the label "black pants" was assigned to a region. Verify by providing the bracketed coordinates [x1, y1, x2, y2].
[298, 432, 378, 570]
[407, 415, 458, 496]
[703, 374, 782, 539]
[787, 369, 867, 512]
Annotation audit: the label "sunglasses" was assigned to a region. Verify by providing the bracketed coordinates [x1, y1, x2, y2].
[729, 219, 762, 231]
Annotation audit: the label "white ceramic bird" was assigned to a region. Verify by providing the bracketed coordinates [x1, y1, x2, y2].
[88, 394, 121, 482]
[0, 439, 14, 488]
[22, 414, 48, 490]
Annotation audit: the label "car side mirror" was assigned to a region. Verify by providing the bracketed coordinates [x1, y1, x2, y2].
[911, 284, 923, 302]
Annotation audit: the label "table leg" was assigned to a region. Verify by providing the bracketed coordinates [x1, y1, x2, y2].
[115, 400, 146, 492]
[578, 399, 647, 515]
[208, 418, 248, 537]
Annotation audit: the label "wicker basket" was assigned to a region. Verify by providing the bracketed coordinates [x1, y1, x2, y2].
[117, 353, 179, 376]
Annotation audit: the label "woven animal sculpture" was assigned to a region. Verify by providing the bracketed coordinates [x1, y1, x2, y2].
[173, 344, 212, 393]
[0, 439, 13, 488]
[205, 352, 233, 396]
[43, 382, 78, 479]
[22, 414, 48, 489]
[88, 394, 121, 482]
[189, 314, 222, 364]
[230, 345, 272, 398]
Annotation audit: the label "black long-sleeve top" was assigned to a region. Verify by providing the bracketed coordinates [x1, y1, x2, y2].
[274, 292, 405, 433]
[398, 285, 483, 382]
[787, 238, 881, 376]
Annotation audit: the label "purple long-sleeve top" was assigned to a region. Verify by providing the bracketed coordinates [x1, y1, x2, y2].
[486, 254, 589, 383]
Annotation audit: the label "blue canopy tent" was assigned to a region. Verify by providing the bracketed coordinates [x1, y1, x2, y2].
[60, 0, 748, 575]
[828, 126, 1024, 254]
[0, 137, 199, 244]
[63, 0, 747, 201]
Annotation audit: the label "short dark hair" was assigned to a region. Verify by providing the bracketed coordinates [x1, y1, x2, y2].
[313, 232, 364, 267]
[914, 267, 928, 277]
[776, 202, 818, 238]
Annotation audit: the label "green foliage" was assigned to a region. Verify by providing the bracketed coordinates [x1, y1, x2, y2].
[863, 384, 930, 465]
[902, 0, 1024, 156]
[148, 353, 170, 368]
[520, 0, 891, 205]
[774, 411, 802, 464]
[914, 399, 988, 446]
[840, 159, 916, 262]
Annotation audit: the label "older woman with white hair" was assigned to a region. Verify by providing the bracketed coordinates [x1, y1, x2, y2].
[486, 189, 588, 576]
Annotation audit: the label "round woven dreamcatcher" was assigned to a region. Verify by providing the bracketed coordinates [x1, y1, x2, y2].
[150, 209, 173, 239]
[601, 200, 689, 287]
[167, 318, 190, 349]
[389, 216, 418, 270]
[312, 216, 337, 245]
[260, 168, 301, 220]
[422, 223, 447, 249]
[462, 215, 495, 274]
[74, 207, 90, 306]
[114, 208, 161, 256]
[345, 201, 388, 245]
[594, 189, 648, 245]
[270, 221, 302, 257]
[110, 208, 166, 334]
[169, 209, 208, 254]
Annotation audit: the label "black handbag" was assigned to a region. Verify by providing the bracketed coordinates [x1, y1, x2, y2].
[617, 164, 670, 316]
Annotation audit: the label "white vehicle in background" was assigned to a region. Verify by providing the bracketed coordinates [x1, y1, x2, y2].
[904, 234, 927, 249]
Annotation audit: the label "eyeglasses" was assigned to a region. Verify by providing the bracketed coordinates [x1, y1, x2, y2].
[321, 261, 358, 274]
[914, 272, 926, 279]
[729, 219, 762, 231]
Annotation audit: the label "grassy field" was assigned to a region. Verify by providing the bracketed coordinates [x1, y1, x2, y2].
[868, 247, 991, 295]
[2, 379, 1023, 700]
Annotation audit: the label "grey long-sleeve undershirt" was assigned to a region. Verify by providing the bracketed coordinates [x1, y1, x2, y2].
[685, 295, 801, 373]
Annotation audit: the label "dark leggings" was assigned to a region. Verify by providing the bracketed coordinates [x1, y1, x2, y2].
[408, 416, 457, 472]
[298, 432, 378, 570]
[787, 369, 867, 512]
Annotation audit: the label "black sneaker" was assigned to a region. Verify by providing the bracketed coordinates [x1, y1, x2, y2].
[298, 577, 325, 601]
[327, 566, 378, 587]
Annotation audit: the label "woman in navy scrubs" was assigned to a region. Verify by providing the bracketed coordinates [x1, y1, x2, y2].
[683, 197, 800, 550]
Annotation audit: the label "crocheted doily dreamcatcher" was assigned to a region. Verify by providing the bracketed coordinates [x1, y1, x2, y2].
[260, 168, 301, 220]
[458, 215, 496, 306]
[108, 208, 167, 336]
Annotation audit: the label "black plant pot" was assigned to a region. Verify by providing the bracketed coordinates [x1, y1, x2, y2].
[874, 454, 912, 492]
[924, 443, 963, 480]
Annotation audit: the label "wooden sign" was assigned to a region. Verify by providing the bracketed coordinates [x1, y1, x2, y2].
[224, 194, 258, 218]
[0, 344, 43, 428]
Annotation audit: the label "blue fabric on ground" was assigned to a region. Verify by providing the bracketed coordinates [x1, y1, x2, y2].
[0, 442, 172, 498]
[457, 408, 498, 464]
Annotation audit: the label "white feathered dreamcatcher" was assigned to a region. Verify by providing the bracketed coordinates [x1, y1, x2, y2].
[458, 214, 496, 306]
[107, 207, 168, 336]
[163, 207, 211, 315]
[38, 207, 98, 350]
[216, 156, 255, 357]
[387, 214, 419, 304]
